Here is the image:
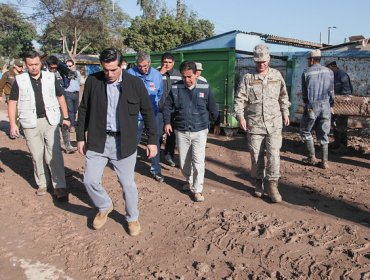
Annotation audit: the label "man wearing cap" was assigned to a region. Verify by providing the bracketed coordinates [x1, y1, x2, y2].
[326, 61, 353, 152]
[234, 44, 290, 203]
[0, 59, 24, 138]
[195, 62, 207, 82]
[0, 59, 24, 104]
[300, 49, 334, 169]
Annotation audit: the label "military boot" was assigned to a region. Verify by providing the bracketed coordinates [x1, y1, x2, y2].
[266, 180, 282, 203]
[320, 144, 329, 169]
[62, 126, 77, 154]
[254, 179, 264, 198]
[302, 139, 317, 165]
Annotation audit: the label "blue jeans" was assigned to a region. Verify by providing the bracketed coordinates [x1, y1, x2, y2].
[300, 101, 331, 145]
[137, 114, 161, 175]
[83, 135, 139, 222]
[64, 91, 79, 127]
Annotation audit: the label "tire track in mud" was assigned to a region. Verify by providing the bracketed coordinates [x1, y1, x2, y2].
[177, 207, 370, 279]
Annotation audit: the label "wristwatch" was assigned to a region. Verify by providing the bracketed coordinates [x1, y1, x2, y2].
[63, 117, 71, 121]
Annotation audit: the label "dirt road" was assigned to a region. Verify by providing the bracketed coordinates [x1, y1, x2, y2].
[0, 101, 369, 279]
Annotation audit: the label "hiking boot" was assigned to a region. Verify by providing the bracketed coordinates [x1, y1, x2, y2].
[54, 188, 69, 202]
[93, 204, 114, 230]
[153, 173, 164, 183]
[254, 179, 264, 198]
[36, 187, 47, 196]
[182, 182, 192, 192]
[128, 220, 141, 236]
[164, 154, 176, 167]
[266, 180, 282, 203]
[193, 192, 205, 202]
[65, 145, 77, 154]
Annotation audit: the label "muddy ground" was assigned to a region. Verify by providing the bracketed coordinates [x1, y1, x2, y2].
[0, 101, 369, 280]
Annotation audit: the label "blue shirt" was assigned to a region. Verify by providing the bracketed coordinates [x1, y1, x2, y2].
[106, 75, 122, 132]
[65, 70, 81, 93]
[126, 66, 163, 119]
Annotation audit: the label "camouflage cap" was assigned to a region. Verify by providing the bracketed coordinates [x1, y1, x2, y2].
[14, 59, 24, 67]
[308, 49, 321, 58]
[253, 44, 270, 62]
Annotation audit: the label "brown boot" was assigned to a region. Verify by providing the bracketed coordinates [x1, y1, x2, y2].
[254, 179, 264, 198]
[266, 180, 282, 203]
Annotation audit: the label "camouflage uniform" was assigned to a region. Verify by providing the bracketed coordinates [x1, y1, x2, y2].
[234, 67, 290, 183]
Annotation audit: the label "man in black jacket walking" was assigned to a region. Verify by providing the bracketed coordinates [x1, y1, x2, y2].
[76, 48, 157, 236]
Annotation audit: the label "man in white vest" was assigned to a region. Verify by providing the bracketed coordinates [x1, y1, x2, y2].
[8, 50, 70, 202]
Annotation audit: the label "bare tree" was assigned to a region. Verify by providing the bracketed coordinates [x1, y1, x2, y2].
[35, 0, 128, 61]
[137, 0, 158, 19]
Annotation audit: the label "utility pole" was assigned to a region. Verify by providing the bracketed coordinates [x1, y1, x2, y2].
[328, 26, 337, 44]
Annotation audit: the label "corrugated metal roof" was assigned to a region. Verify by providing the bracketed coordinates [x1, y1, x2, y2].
[173, 30, 323, 50]
[262, 34, 323, 48]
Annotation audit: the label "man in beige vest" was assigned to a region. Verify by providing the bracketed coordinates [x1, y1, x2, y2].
[8, 50, 70, 202]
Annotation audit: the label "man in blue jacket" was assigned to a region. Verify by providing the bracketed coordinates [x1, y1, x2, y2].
[127, 51, 164, 182]
[300, 50, 334, 169]
[163, 61, 220, 202]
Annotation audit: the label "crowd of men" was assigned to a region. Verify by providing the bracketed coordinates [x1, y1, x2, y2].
[0, 44, 353, 236]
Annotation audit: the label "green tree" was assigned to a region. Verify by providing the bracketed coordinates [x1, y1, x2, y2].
[122, 12, 214, 52]
[35, 0, 129, 61]
[0, 3, 37, 61]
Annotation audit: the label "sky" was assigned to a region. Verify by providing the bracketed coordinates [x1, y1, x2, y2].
[1, 0, 369, 46]
[118, 0, 370, 45]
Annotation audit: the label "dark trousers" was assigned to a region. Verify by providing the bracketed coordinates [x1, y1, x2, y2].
[64, 91, 79, 127]
[333, 115, 348, 146]
[158, 112, 176, 158]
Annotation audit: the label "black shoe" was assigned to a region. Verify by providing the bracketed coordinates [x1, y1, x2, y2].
[164, 155, 176, 167]
[153, 173, 164, 183]
[54, 188, 69, 202]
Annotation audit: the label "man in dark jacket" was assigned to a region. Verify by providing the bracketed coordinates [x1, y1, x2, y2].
[158, 52, 182, 167]
[326, 61, 353, 152]
[76, 48, 157, 236]
[163, 61, 220, 203]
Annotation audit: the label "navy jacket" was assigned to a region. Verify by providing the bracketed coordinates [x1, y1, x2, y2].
[163, 80, 219, 132]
